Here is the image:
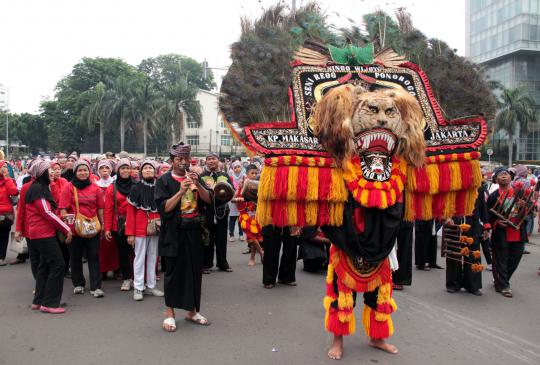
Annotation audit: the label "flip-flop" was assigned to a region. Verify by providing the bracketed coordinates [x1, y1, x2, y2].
[203, 269, 211, 275]
[278, 281, 297, 286]
[219, 267, 233, 272]
[162, 317, 176, 332]
[185, 313, 211, 326]
[264, 284, 275, 289]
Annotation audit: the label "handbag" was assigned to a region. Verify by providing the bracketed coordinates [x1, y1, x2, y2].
[73, 186, 101, 238]
[10, 232, 28, 254]
[113, 183, 126, 236]
[146, 211, 160, 236]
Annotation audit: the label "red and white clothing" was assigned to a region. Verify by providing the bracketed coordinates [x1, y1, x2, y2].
[98, 179, 119, 273]
[59, 182, 104, 219]
[50, 177, 69, 209]
[16, 181, 32, 237]
[125, 183, 160, 291]
[0, 177, 18, 216]
[24, 198, 70, 240]
[104, 184, 129, 232]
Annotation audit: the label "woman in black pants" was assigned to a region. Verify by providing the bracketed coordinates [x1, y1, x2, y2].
[59, 160, 105, 298]
[21, 160, 72, 313]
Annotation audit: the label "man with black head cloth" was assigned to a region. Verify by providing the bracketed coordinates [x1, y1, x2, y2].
[155, 142, 212, 332]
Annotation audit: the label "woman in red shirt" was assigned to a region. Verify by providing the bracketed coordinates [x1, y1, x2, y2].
[22, 160, 72, 314]
[104, 158, 135, 291]
[126, 160, 163, 301]
[96, 159, 119, 280]
[59, 160, 105, 298]
[49, 160, 70, 275]
[0, 160, 19, 266]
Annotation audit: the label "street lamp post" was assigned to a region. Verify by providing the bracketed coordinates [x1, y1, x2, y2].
[5, 111, 8, 160]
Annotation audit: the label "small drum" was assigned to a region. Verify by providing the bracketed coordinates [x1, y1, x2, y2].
[241, 179, 259, 202]
[214, 181, 235, 203]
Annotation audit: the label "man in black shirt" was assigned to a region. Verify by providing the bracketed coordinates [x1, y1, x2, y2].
[200, 153, 233, 273]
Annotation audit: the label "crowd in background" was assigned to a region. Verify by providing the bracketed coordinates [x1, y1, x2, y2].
[0, 147, 537, 322]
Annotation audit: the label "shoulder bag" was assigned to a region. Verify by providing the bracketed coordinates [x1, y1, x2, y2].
[73, 186, 101, 238]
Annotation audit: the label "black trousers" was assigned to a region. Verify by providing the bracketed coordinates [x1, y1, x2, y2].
[446, 236, 482, 292]
[414, 219, 438, 267]
[28, 237, 65, 307]
[393, 224, 413, 285]
[113, 231, 133, 279]
[203, 214, 230, 270]
[69, 235, 101, 290]
[163, 228, 203, 312]
[480, 237, 492, 265]
[0, 221, 12, 259]
[262, 226, 297, 285]
[492, 240, 524, 290]
[228, 216, 243, 237]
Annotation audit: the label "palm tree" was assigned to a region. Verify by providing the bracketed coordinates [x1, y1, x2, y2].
[494, 86, 537, 166]
[160, 73, 201, 145]
[129, 78, 161, 156]
[104, 76, 136, 151]
[80, 82, 107, 154]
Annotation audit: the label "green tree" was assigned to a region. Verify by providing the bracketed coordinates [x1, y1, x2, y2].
[41, 100, 83, 152]
[128, 77, 162, 156]
[54, 57, 138, 150]
[138, 54, 215, 91]
[9, 113, 49, 153]
[493, 86, 537, 166]
[103, 75, 138, 152]
[80, 81, 107, 154]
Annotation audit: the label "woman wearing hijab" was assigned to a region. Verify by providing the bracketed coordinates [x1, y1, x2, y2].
[59, 160, 105, 298]
[126, 160, 164, 301]
[21, 160, 72, 313]
[96, 159, 120, 280]
[49, 160, 71, 276]
[0, 160, 19, 266]
[104, 158, 134, 291]
[228, 161, 245, 242]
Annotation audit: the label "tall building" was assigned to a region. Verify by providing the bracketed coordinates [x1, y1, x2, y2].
[0, 84, 7, 111]
[466, 0, 540, 160]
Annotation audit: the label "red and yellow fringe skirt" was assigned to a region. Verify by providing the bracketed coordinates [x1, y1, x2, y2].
[324, 245, 397, 339]
[239, 212, 263, 242]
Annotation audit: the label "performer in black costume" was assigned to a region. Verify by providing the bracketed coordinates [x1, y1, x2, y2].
[200, 153, 233, 273]
[486, 167, 527, 298]
[156, 142, 213, 332]
[445, 185, 490, 295]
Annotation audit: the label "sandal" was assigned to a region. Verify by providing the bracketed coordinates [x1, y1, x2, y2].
[162, 317, 177, 332]
[278, 280, 297, 286]
[501, 288, 513, 298]
[185, 313, 211, 326]
[392, 284, 404, 291]
[203, 269, 211, 275]
[219, 267, 233, 272]
[264, 284, 275, 289]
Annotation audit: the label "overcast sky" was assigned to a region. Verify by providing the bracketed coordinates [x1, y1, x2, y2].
[0, 0, 465, 113]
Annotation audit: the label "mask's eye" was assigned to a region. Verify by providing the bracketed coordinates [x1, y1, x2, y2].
[369, 106, 378, 113]
[385, 108, 395, 116]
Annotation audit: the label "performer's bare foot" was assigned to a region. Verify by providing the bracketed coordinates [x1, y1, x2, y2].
[328, 335, 343, 360]
[369, 339, 398, 354]
[248, 258, 256, 266]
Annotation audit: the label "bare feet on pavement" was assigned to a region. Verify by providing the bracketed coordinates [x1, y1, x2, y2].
[369, 339, 398, 354]
[328, 335, 343, 360]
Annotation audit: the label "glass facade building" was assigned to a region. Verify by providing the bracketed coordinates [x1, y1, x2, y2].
[466, 0, 540, 160]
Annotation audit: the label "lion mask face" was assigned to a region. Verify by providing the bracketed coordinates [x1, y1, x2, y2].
[311, 84, 426, 173]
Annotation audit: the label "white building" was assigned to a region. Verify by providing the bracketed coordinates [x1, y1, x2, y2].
[185, 89, 243, 157]
[0, 84, 8, 111]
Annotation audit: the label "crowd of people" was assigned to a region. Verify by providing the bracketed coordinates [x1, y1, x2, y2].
[0, 145, 537, 329]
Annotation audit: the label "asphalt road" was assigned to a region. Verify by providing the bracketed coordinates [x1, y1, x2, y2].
[0, 233, 539, 365]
